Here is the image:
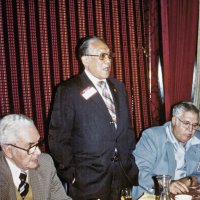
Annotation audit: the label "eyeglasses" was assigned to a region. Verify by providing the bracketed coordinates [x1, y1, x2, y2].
[8, 139, 44, 155]
[84, 52, 115, 60]
[176, 117, 200, 130]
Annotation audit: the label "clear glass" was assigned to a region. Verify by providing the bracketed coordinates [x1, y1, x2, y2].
[156, 175, 172, 200]
[121, 187, 132, 200]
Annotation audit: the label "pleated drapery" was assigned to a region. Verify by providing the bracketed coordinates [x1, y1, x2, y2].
[160, 0, 199, 120]
[194, 1, 200, 110]
[0, 0, 151, 141]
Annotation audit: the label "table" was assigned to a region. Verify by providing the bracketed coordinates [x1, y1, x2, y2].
[186, 185, 200, 199]
[139, 185, 200, 200]
[172, 185, 200, 200]
[138, 193, 156, 199]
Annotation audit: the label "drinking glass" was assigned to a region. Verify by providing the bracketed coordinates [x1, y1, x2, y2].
[156, 175, 172, 200]
[121, 187, 132, 200]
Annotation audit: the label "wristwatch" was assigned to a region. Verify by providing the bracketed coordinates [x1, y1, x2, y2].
[187, 176, 193, 186]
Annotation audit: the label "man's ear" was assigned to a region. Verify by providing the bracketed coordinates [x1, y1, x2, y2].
[2, 145, 13, 158]
[172, 116, 176, 126]
[81, 56, 88, 67]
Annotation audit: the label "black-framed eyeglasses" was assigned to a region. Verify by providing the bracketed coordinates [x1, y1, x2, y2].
[84, 52, 115, 60]
[8, 139, 44, 155]
[176, 117, 200, 130]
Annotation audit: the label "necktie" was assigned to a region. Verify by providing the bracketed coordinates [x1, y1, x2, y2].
[18, 172, 29, 199]
[98, 81, 116, 123]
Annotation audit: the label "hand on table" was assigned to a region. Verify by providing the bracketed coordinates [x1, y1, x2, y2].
[169, 176, 198, 194]
[169, 180, 189, 194]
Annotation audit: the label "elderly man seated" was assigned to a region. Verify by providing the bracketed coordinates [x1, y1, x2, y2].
[0, 114, 71, 200]
[132, 102, 200, 199]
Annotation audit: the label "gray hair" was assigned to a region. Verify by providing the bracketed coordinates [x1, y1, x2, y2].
[78, 36, 106, 58]
[0, 114, 35, 145]
[172, 102, 200, 118]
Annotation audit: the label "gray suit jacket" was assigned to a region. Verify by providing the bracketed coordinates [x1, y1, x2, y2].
[0, 152, 71, 200]
[132, 122, 200, 199]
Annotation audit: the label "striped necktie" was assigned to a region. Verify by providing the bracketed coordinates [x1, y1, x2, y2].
[18, 172, 29, 199]
[98, 81, 116, 123]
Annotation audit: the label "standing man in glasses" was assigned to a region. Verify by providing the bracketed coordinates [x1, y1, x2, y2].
[48, 36, 138, 200]
[132, 102, 200, 199]
[0, 114, 71, 200]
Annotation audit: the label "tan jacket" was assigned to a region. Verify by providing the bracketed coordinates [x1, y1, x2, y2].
[0, 152, 71, 200]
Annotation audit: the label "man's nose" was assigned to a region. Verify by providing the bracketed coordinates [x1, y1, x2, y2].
[188, 124, 193, 132]
[35, 146, 41, 155]
[103, 56, 111, 63]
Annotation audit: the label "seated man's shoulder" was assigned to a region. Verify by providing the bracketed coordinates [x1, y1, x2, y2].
[195, 130, 200, 138]
[138, 123, 169, 145]
[143, 123, 168, 136]
[38, 153, 54, 167]
[34, 154, 58, 178]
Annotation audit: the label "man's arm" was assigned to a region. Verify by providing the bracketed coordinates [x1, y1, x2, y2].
[48, 84, 75, 182]
[169, 176, 198, 194]
[133, 129, 159, 193]
[43, 154, 72, 200]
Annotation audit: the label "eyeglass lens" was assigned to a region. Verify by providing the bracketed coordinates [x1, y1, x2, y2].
[28, 140, 44, 154]
[184, 123, 199, 130]
[99, 53, 114, 60]
[178, 118, 199, 130]
[28, 145, 38, 154]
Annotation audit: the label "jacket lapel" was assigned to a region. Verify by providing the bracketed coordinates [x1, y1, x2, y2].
[166, 142, 176, 177]
[80, 72, 114, 121]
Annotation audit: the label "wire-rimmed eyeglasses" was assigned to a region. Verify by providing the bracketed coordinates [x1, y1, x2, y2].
[8, 139, 44, 155]
[176, 117, 200, 130]
[84, 52, 115, 60]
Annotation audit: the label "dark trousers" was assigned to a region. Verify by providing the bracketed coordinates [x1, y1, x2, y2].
[69, 161, 131, 200]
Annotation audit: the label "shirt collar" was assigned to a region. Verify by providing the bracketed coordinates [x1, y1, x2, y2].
[6, 157, 29, 187]
[166, 122, 180, 150]
[84, 69, 106, 85]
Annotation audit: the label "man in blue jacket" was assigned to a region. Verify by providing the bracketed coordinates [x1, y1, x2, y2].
[133, 102, 200, 199]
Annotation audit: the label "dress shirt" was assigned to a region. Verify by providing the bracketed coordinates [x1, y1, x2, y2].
[166, 124, 187, 179]
[6, 157, 29, 188]
[85, 69, 117, 129]
[84, 69, 114, 101]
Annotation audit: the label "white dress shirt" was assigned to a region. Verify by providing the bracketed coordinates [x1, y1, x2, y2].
[166, 124, 187, 179]
[84, 69, 114, 101]
[6, 157, 29, 188]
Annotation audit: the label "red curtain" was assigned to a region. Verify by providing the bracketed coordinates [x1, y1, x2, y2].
[0, 0, 152, 142]
[149, 0, 164, 125]
[160, 0, 199, 120]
